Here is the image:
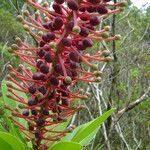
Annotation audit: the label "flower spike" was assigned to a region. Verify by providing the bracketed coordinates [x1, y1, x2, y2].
[7, 0, 125, 149]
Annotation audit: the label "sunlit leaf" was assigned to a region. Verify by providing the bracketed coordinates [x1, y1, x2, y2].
[50, 141, 83, 150]
[0, 131, 25, 150]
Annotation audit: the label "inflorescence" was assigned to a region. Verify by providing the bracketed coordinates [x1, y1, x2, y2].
[5, 0, 126, 149]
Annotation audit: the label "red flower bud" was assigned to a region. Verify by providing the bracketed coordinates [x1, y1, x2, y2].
[55, 0, 64, 4]
[90, 16, 100, 26]
[67, 0, 78, 10]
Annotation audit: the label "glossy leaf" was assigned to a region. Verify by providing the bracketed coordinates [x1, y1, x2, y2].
[2, 80, 16, 111]
[0, 131, 25, 150]
[0, 138, 12, 150]
[72, 108, 115, 143]
[50, 141, 83, 150]
[63, 109, 115, 146]
[62, 122, 88, 141]
[55, 117, 71, 131]
[1, 80, 17, 136]
[1, 80, 27, 143]
[48, 117, 71, 148]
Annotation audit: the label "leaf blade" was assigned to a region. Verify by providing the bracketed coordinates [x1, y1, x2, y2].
[71, 109, 115, 144]
[0, 131, 25, 150]
[50, 141, 83, 150]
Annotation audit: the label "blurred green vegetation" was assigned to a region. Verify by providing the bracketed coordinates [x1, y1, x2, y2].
[0, 8, 24, 45]
[0, 44, 19, 93]
[0, 43, 18, 68]
[0, 0, 24, 13]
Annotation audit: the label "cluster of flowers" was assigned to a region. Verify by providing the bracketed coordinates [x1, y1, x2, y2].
[6, 0, 126, 149]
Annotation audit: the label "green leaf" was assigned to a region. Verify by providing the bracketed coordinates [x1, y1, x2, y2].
[79, 128, 98, 146]
[1, 80, 27, 143]
[0, 123, 6, 132]
[72, 108, 115, 143]
[1, 80, 17, 135]
[47, 117, 71, 148]
[63, 109, 115, 146]
[55, 117, 71, 132]
[0, 131, 25, 150]
[62, 122, 88, 141]
[50, 141, 83, 150]
[0, 137, 12, 150]
[1, 80, 17, 110]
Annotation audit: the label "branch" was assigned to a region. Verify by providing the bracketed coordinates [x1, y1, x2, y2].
[90, 83, 111, 150]
[117, 87, 150, 117]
